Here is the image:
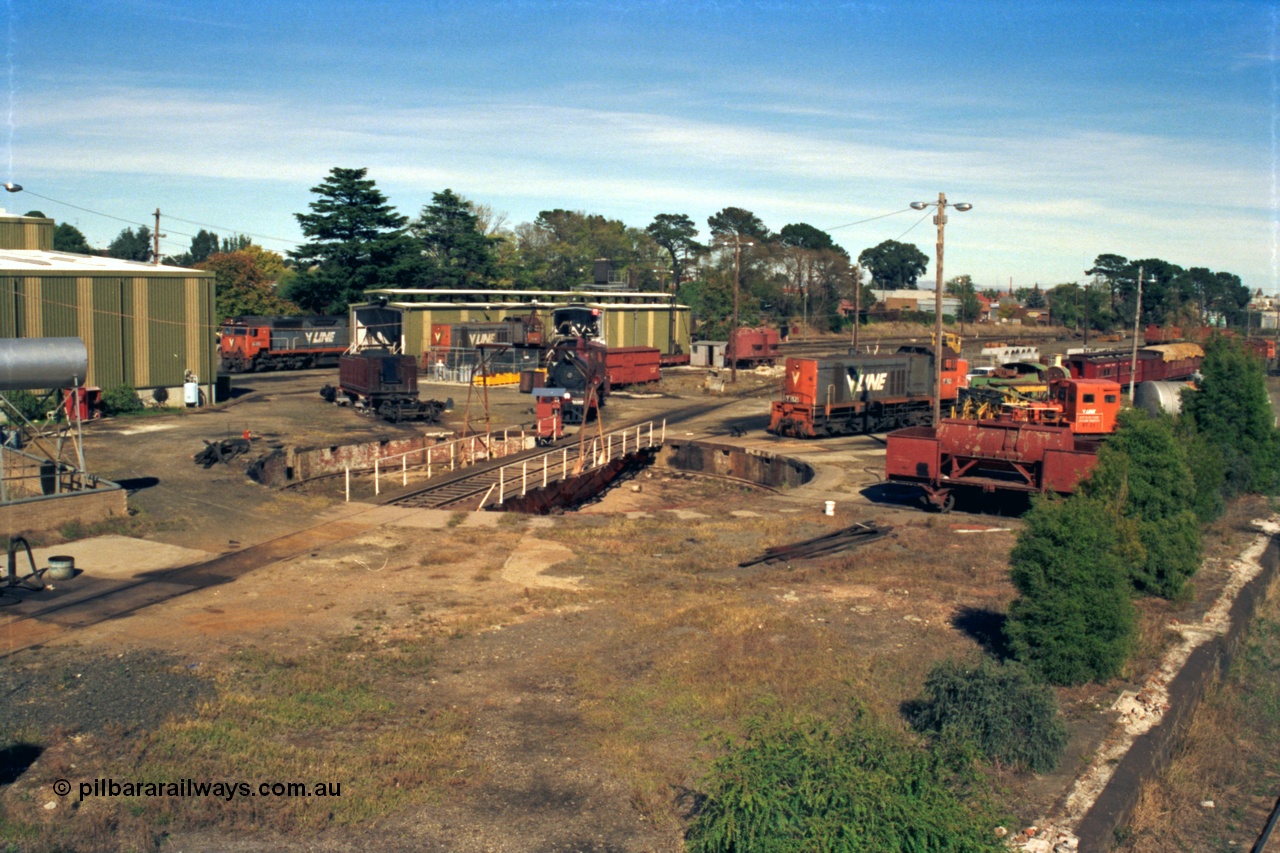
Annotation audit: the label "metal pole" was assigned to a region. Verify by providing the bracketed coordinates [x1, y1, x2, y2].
[933, 191, 946, 426]
[522, 461, 527, 495]
[375, 458, 380, 495]
[731, 236, 741, 384]
[543, 455, 548, 488]
[500, 466, 505, 503]
[563, 447, 568, 477]
[345, 466, 350, 502]
[402, 454, 407, 487]
[1129, 265, 1144, 400]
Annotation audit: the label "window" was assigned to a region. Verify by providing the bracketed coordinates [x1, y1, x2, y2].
[1083, 394, 1095, 403]
[1105, 394, 1117, 403]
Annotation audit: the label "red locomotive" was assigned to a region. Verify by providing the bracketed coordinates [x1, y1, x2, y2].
[768, 346, 968, 438]
[1058, 343, 1202, 386]
[885, 377, 1121, 511]
[220, 316, 350, 372]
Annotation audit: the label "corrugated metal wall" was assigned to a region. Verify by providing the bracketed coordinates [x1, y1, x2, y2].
[0, 272, 214, 389]
[0, 217, 53, 251]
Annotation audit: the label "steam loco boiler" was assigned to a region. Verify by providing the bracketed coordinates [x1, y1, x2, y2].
[544, 337, 609, 424]
[768, 346, 969, 438]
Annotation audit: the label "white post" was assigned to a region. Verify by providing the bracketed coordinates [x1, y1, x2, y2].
[402, 454, 407, 486]
[543, 455, 548, 488]
[522, 461, 528, 495]
[562, 447, 568, 477]
[662, 419, 666, 443]
[607, 435, 612, 462]
[375, 457, 380, 496]
[621, 431, 626, 456]
[345, 466, 350, 502]
[649, 421, 653, 447]
[499, 466, 505, 504]
[637, 425, 642, 450]
[451, 441, 456, 471]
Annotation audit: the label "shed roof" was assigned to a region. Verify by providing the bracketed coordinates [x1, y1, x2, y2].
[0, 250, 203, 274]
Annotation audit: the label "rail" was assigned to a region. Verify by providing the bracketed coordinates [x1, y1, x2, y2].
[486, 419, 666, 508]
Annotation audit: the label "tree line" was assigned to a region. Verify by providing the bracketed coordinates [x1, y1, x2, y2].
[41, 166, 1253, 334]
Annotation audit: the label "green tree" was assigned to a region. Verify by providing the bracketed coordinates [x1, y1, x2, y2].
[1181, 335, 1280, 497]
[946, 275, 982, 324]
[645, 213, 703, 296]
[1005, 496, 1136, 685]
[687, 710, 1004, 852]
[1023, 285, 1046, 310]
[1087, 253, 1129, 314]
[285, 167, 419, 313]
[197, 251, 299, 321]
[778, 223, 852, 332]
[52, 222, 92, 254]
[706, 206, 771, 244]
[1082, 408, 1201, 598]
[409, 188, 499, 289]
[858, 239, 929, 289]
[907, 657, 1068, 773]
[515, 209, 644, 289]
[107, 226, 153, 262]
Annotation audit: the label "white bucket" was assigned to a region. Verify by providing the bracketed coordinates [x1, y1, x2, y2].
[823, 500, 835, 516]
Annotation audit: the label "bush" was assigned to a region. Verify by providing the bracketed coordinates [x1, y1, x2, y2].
[1082, 408, 1201, 598]
[0, 389, 56, 423]
[1181, 335, 1280, 497]
[101, 384, 144, 415]
[1005, 496, 1136, 686]
[906, 658, 1068, 773]
[686, 709, 1005, 852]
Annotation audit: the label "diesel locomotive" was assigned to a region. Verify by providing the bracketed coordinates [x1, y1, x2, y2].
[768, 346, 969, 438]
[220, 316, 349, 372]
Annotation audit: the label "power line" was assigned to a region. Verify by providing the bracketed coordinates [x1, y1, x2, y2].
[895, 210, 933, 241]
[825, 207, 915, 231]
[15, 189, 301, 251]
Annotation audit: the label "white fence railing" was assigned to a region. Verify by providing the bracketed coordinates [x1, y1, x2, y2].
[487, 419, 666, 508]
[343, 428, 530, 501]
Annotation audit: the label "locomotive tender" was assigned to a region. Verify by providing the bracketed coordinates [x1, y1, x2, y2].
[768, 346, 968, 438]
[220, 316, 349, 372]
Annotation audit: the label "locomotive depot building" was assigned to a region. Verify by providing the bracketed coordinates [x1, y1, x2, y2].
[0, 213, 218, 403]
[350, 288, 693, 362]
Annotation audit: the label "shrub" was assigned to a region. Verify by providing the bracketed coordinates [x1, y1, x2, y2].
[0, 389, 55, 423]
[686, 709, 1005, 852]
[1181, 335, 1280, 497]
[1005, 495, 1136, 686]
[101, 384, 144, 415]
[1082, 408, 1201, 598]
[906, 657, 1068, 773]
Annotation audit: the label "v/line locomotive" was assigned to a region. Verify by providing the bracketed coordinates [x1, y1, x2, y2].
[220, 316, 349, 372]
[768, 346, 969, 438]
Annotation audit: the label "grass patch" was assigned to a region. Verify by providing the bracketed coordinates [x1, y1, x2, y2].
[0, 633, 468, 850]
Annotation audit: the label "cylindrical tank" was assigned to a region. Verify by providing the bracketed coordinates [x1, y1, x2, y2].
[1135, 381, 1191, 417]
[0, 338, 88, 390]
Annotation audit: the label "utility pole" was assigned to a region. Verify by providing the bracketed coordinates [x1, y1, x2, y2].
[720, 234, 752, 384]
[851, 262, 861, 353]
[152, 209, 165, 265]
[1129, 265, 1144, 400]
[907, 193, 971, 424]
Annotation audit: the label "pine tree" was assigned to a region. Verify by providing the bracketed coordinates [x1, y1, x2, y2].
[410, 189, 498, 288]
[285, 167, 419, 313]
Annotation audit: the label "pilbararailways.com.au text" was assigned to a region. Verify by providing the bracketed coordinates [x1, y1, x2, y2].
[59, 778, 342, 802]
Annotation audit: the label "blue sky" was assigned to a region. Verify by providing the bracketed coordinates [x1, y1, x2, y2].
[11, 1, 1278, 292]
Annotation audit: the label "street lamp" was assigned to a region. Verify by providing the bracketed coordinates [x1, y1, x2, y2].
[3, 183, 21, 193]
[909, 193, 972, 425]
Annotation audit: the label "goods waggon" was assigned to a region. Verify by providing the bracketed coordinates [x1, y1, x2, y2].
[606, 346, 661, 387]
[768, 347, 968, 438]
[1058, 344, 1203, 385]
[220, 316, 349, 372]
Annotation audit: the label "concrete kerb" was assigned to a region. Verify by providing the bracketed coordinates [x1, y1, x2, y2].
[1074, 529, 1280, 850]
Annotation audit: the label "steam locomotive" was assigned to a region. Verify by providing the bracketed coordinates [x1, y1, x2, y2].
[768, 346, 969, 438]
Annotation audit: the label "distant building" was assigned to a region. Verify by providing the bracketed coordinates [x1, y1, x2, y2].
[870, 289, 960, 316]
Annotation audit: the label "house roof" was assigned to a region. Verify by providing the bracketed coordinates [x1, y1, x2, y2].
[0, 249, 202, 274]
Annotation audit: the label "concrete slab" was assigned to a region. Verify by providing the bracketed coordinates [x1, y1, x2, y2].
[28, 536, 213, 581]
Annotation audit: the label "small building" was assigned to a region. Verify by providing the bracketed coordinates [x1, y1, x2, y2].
[0, 213, 217, 402]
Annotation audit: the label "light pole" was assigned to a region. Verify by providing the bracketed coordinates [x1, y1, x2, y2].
[910, 193, 972, 424]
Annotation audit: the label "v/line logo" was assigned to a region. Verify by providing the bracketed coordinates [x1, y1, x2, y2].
[304, 331, 337, 344]
[846, 370, 888, 394]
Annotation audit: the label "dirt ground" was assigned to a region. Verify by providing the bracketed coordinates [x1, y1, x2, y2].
[0, 359, 1272, 852]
